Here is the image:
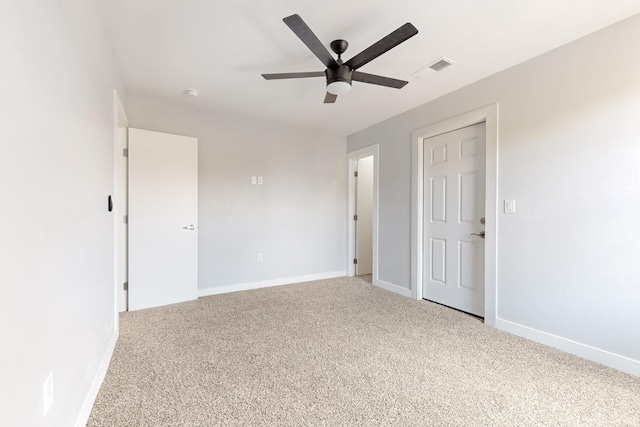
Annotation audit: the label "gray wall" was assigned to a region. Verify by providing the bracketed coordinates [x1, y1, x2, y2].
[348, 15, 640, 363]
[126, 94, 347, 291]
[0, 1, 124, 425]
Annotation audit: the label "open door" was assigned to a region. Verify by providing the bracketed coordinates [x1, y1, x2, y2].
[128, 128, 198, 311]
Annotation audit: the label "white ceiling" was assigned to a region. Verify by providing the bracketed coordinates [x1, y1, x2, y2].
[97, 0, 640, 136]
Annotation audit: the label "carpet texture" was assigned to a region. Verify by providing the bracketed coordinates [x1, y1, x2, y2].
[88, 276, 640, 426]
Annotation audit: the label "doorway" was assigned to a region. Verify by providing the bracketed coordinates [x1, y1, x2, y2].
[347, 145, 378, 280]
[411, 104, 498, 325]
[355, 156, 374, 276]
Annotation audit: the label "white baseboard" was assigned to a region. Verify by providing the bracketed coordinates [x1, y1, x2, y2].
[198, 271, 346, 297]
[373, 278, 413, 298]
[75, 327, 118, 427]
[495, 318, 639, 377]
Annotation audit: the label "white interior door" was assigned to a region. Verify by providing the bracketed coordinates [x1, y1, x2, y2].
[128, 128, 198, 311]
[356, 156, 373, 275]
[423, 123, 486, 316]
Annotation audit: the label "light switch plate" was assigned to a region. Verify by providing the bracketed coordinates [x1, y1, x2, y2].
[504, 199, 516, 214]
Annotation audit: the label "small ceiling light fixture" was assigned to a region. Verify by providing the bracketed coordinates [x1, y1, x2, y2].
[185, 89, 200, 97]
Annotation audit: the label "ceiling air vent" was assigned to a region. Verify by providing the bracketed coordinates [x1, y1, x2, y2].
[411, 57, 455, 81]
[429, 58, 453, 71]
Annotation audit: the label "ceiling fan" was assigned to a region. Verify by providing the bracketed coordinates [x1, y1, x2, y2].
[261, 14, 418, 103]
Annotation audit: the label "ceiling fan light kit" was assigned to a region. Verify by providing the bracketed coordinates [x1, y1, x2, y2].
[326, 64, 353, 95]
[327, 80, 352, 95]
[261, 14, 418, 103]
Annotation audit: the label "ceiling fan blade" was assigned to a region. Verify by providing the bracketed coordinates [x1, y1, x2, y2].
[352, 71, 408, 89]
[345, 23, 418, 70]
[262, 71, 325, 80]
[283, 14, 338, 69]
[324, 92, 337, 103]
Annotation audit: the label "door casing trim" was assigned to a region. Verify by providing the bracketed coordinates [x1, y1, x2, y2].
[113, 89, 128, 317]
[411, 104, 498, 326]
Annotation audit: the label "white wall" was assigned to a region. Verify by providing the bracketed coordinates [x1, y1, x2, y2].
[126, 94, 347, 293]
[347, 14, 640, 372]
[0, 1, 124, 425]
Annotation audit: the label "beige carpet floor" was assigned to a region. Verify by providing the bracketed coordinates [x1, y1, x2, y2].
[88, 276, 640, 426]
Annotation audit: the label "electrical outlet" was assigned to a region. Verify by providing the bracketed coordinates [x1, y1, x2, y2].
[257, 176, 263, 185]
[43, 372, 54, 416]
[257, 253, 263, 262]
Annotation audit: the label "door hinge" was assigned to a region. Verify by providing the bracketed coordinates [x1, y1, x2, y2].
[353, 214, 358, 221]
[353, 258, 358, 265]
[123, 282, 128, 291]
[354, 171, 358, 177]
[123, 148, 128, 157]
[123, 215, 128, 224]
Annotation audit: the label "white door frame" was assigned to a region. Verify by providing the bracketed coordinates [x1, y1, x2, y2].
[113, 90, 128, 319]
[411, 104, 498, 326]
[347, 144, 379, 279]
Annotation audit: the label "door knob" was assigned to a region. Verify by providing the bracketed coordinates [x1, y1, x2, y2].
[182, 225, 196, 230]
[470, 231, 485, 238]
